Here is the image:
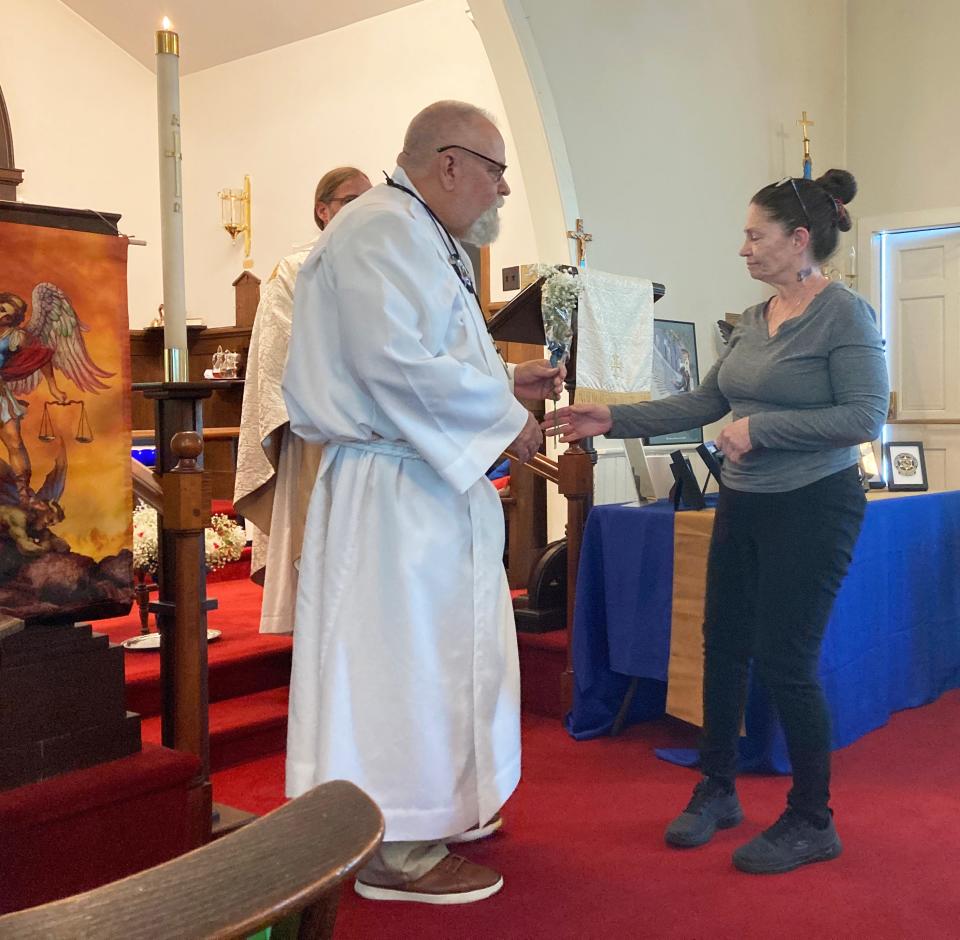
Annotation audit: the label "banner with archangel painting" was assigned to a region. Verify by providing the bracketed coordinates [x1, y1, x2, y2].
[0, 218, 133, 623]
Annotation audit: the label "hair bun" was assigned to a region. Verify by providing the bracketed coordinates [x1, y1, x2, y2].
[815, 169, 856, 232]
[816, 169, 857, 206]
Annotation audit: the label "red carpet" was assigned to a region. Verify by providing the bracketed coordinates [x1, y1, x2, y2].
[88, 565, 960, 936]
[97, 579, 290, 719]
[212, 690, 960, 939]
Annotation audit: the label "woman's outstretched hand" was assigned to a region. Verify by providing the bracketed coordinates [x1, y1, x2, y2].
[541, 403, 613, 443]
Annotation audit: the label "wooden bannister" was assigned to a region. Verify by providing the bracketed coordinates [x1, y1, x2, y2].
[133, 426, 240, 442]
[131, 458, 163, 513]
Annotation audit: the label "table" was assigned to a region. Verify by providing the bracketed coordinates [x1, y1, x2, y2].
[567, 490, 960, 772]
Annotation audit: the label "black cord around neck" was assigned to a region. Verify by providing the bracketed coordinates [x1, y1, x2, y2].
[383, 172, 478, 299]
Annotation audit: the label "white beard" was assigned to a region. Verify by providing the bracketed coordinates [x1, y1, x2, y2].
[462, 198, 504, 247]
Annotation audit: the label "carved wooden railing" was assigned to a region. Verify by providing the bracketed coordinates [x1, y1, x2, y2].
[506, 446, 593, 716]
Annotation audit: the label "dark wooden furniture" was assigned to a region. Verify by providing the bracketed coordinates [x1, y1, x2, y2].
[0, 779, 384, 940]
[233, 270, 261, 329]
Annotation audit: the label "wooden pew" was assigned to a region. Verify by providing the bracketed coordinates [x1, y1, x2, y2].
[0, 780, 384, 940]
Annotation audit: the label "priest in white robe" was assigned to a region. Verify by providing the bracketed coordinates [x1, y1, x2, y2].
[283, 101, 562, 905]
[233, 168, 371, 634]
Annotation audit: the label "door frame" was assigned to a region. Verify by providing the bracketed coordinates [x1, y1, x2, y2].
[857, 206, 960, 336]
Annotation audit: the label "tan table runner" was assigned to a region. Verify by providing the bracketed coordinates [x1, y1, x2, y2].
[665, 509, 715, 726]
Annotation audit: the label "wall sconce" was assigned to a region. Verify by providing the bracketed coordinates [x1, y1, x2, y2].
[218, 174, 253, 269]
[824, 244, 857, 289]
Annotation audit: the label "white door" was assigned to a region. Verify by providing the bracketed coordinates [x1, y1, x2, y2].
[882, 226, 960, 491]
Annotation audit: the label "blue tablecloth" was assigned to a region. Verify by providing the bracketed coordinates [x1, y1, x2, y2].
[566, 490, 960, 773]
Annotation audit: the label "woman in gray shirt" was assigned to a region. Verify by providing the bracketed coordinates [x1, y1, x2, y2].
[546, 170, 888, 875]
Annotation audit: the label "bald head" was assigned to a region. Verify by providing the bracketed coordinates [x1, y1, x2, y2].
[397, 100, 510, 242]
[400, 101, 498, 171]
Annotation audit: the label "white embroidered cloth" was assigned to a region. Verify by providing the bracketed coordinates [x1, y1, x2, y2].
[575, 269, 654, 403]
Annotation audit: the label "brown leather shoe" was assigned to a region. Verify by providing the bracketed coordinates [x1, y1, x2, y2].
[448, 813, 503, 844]
[354, 854, 503, 905]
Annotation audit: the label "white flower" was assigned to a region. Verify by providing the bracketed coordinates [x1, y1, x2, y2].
[534, 264, 582, 366]
[132, 501, 245, 574]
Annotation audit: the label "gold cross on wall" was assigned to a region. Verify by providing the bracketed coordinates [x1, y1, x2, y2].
[567, 218, 592, 267]
[798, 110, 814, 160]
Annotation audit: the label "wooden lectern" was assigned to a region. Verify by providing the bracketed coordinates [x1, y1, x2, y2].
[487, 273, 665, 715]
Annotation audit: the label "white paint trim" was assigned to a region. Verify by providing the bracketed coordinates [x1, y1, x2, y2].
[468, 0, 578, 264]
[857, 206, 960, 321]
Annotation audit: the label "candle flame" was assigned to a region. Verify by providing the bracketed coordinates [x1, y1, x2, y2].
[161, 16, 172, 30]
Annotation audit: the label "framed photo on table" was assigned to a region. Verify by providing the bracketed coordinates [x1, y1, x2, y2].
[884, 441, 928, 491]
[645, 319, 702, 446]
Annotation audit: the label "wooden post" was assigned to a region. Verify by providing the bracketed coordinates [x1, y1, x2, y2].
[156, 432, 211, 768]
[139, 382, 218, 844]
[557, 446, 594, 718]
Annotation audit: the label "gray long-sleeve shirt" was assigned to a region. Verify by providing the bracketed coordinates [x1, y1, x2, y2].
[608, 283, 889, 492]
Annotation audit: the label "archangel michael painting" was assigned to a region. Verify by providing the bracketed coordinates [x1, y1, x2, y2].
[0, 219, 134, 623]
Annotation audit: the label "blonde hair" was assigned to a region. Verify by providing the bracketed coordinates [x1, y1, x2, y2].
[314, 166, 367, 229]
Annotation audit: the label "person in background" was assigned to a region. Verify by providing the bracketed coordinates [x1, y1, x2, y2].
[545, 169, 888, 875]
[234, 167, 371, 634]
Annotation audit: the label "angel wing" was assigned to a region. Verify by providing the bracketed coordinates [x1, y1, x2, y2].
[7, 283, 114, 395]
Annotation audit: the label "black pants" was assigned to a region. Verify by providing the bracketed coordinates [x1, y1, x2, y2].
[699, 465, 866, 823]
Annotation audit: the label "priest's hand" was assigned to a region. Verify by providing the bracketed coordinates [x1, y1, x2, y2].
[513, 359, 566, 400]
[509, 412, 544, 463]
[542, 404, 612, 443]
[715, 416, 752, 463]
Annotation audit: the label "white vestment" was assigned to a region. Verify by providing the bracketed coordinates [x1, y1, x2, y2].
[283, 168, 528, 841]
[233, 244, 322, 634]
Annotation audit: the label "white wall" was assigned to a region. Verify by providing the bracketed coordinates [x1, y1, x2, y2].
[477, 0, 848, 409]
[847, 0, 960, 219]
[180, 0, 540, 325]
[1, 0, 162, 326]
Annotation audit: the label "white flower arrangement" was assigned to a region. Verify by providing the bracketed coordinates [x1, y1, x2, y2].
[534, 264, 582, 366]
[132, 500, 245, 575]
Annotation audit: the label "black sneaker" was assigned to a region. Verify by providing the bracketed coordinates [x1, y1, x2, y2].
[732, 809, 842, 874]
[665, 778, 744, 847]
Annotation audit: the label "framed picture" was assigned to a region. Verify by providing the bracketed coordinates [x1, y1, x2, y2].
[884, 441, 928, 491]
[645, 319, 702, 446]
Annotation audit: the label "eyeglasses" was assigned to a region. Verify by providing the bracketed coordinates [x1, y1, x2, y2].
[436, 144, 508, 182]
[774, 177, 811, 228]
[326, 194, 362, 207]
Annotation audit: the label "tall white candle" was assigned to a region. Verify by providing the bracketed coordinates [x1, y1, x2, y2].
[156, 17, 188, 382]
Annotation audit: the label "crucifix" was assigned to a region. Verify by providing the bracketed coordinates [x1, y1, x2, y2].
[798, 110, 814, 179]
[566, 218, 592, 268]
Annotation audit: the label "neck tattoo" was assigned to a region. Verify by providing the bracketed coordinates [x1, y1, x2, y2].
[797, 266, 815, 282]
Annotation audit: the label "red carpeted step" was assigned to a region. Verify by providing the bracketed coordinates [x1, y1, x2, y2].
[517, 629, 567, 719]
[1, 744, 202, 915]
[95, 580, 292, 719]
[142, 687, 289, 773]
[210, 498, 238, 518]
[206, 545, 252, 583]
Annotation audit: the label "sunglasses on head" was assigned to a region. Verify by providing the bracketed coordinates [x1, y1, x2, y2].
[774, 177, 812, 228]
